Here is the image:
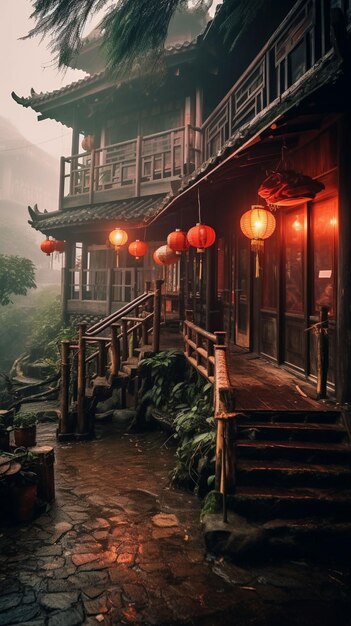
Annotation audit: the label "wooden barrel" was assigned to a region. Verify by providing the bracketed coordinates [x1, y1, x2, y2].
[28, 446, 55, 503]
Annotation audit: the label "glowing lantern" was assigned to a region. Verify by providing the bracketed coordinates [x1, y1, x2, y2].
[81, 135, 94, 151]
[128, 240, 148, 260]
[108, 228, 128, 251]
[54, 240, 65, 253]
[187, 223, 216, 253]
[40, 238, 56, 256]
[167, 229, 189, 255]
[153, 245, 179, 266]
[108, 228, 128, 267]
[240, 205, 276, 277]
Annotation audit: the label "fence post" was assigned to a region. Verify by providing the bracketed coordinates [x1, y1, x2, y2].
[88, 150, 95, 205]
[110, 324, 120, 377]
[77, 322, 88, 437]
[122, 319, 128, 361]
[142, 319, 148, 346]
[59, 340, 70, 439]
[152, 279, 164, 352]
[98, 340, 106, 378]
[317, 306, 329, 399]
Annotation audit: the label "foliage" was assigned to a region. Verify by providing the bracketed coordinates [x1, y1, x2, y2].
[139, 350, 216, 493]
[25, 0, 288, 73]
[25, 294, 76, 369]
[139, 350, 187, 409]
[13, 411, 37, 428]
[0, 255, 36, 306]
[171, 379, 215, 491]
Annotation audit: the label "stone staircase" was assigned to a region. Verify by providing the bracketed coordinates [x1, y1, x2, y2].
[231, 410, 351, 524]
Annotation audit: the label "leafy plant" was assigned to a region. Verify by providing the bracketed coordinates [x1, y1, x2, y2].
[138, 350, 215, 494]
[13, 412, 37, 429]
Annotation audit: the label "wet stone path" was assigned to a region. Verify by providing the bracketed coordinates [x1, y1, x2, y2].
[1, 419, 351, 626]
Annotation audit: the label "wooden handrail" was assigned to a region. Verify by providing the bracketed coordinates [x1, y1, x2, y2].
[182, 311, 237, 518]
[86, 291, 152, 335]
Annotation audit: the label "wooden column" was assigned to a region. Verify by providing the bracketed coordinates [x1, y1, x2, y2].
[152, 279, 163, 352]
[135, 135, 142, 197]
[106, 268, 113, 316]
[317, 306, 329, 399]
[58, 157, 65, 211]
[337, 114, 351, 403]
[77, 322, 88, 437]
[206, 244, 217, 332]
[59, 340, 70, 439]
[61, 243, 71, 326]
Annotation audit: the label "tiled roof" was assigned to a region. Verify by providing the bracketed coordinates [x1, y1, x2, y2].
[12, 40, 198, 110]
[28, 194, 170, 233]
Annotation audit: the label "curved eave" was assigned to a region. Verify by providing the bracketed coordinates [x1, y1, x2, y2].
[11, 39, 201, 125]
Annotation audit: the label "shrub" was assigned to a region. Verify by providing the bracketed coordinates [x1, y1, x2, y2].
[13, 411, 37, 428]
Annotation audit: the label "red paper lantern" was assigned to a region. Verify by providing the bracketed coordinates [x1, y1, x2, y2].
[187, 223, 216, 253]
[167, 229, 189, 255]
[40, 238, 56, 256]
[153, 245, 179, 266]
[128, 240, 148, 260]
[81, 135, 95, 151]
[54, 240, 65, 253]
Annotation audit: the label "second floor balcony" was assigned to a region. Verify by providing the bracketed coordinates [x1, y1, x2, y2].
[60, 125, 201, 209]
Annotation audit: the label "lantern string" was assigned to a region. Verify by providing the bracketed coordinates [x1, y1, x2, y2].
[197, 188, 202, 224]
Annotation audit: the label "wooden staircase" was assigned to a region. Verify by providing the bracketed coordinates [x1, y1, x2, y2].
[230, 409, 351, 525]
[58, 280, 164, 440]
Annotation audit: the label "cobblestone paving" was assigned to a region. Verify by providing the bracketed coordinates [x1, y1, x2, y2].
[1, 418, 351, 626]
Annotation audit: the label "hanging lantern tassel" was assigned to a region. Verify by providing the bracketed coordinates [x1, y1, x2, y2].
[251, 239, 264, 278]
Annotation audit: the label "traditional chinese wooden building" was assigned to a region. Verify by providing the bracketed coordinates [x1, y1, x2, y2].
[13, 0, 351, 405]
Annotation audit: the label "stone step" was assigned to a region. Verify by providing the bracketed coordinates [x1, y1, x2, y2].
[237, 459, 351, 488]
[236, 421, 346, 443]
[236, 410, 341, 424]
[236, 440, 351, 463]
[230, 486, 351, 520]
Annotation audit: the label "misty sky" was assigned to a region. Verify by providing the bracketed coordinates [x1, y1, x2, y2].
[1, 1, 220, 161]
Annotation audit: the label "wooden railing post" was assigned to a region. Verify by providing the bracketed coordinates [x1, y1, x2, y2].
[214, 331, 226, 346]
[98, 340, 106, 378]
[152, 280, 164, 352]
[317, 306, 329, 399]
[89, 150, 95, 205]
[59, 340, 70, 438]
[122, 319, 128, 361]
[142, 319, 148, 346]
[77, 322, 88, 437]
[110, 324, 120, 377]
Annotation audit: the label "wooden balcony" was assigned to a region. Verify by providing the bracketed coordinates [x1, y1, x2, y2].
[202, 0, 349, 159]
[59, 125, 201, 209]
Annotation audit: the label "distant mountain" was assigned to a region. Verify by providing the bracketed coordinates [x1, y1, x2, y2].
[0, 116, 61, 284]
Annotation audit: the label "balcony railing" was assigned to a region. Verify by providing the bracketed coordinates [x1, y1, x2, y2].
[202, 0, 341, 159]
[60, 125, 201, 206]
